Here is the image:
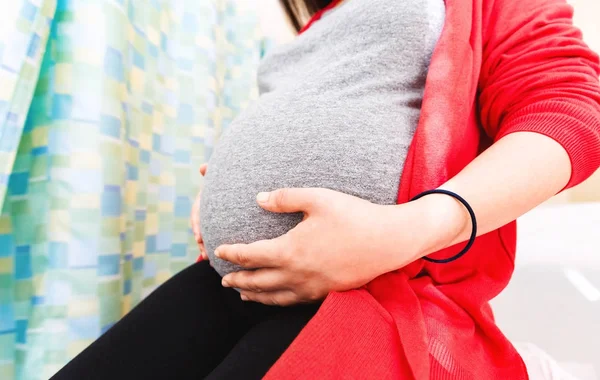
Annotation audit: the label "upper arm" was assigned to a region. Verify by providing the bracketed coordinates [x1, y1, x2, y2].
[478, 0, 600, 188]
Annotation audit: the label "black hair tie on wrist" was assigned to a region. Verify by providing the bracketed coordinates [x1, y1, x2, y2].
[410, 189, 477, 264]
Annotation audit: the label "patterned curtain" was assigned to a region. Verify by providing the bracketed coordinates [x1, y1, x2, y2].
[0, 1, 266, 379]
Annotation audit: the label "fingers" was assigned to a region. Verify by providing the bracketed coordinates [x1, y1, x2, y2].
[215, 237, 289, 269]
[194, 164, 208, 261]
[193, 163, 208, 251]
[192, 162, 207, 238]
[222, 269, 289, 293]
[199, 163, 208, 176]
[198, 242, 208, 261]
[191, 191, 203, 240]
[239, 290, 300, 306]
[256, 188, 323, 214]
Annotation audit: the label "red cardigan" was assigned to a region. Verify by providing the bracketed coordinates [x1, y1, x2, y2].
[261, 0, 600, 379]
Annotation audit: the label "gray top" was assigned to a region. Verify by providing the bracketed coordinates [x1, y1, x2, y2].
[200, 0, 446, 276]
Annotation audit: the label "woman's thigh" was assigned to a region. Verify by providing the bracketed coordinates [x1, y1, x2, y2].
[206, 302, 321, 380]
[52, 261, 249, 380]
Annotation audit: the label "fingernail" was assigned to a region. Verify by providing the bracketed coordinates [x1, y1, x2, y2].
[256, 192, 270, 203]
[221, 278, 229, 287]
[214, 249, 221, 258]
[240, 294, 249, 301]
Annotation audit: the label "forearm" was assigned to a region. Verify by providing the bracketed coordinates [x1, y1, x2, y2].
[380, 131, 572, 269]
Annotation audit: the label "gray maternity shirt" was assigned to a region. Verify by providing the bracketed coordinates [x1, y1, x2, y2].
[200, 0, 445, 276]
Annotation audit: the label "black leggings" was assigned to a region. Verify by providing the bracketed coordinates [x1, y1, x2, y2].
[52, 261, 320, 380]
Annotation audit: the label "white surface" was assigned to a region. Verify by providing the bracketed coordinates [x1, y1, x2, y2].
[563, 268, 600, 302]
[256, 0, 295, 44]
[516, 342, 596, 380]
[515, 203, 600, 269]
[492, 203, 600, 379]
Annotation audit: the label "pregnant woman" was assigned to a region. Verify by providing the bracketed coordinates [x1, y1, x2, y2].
[54, 0, 600, 379]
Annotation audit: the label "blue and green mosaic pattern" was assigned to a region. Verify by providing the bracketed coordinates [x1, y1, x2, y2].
[0, 1, 266, 378]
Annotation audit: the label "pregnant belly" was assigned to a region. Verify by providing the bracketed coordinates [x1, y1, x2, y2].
[199, 99, 414, 277]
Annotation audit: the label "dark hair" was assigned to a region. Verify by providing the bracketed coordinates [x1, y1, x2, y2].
[279, 0, 334, 32]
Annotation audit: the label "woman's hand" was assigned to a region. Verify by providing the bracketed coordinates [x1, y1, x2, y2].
[216, 188, 464, 306]
[191, 164, 208, 260]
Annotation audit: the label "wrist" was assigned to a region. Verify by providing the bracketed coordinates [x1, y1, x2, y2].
[376, 192, 471, 272]
[413, 191, 471, 256]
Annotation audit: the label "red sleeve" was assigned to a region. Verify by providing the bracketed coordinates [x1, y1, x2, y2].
[478, 0, 600, 189]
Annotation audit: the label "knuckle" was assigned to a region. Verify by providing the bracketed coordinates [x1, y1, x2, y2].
[276, 246, 292, 265]
[283, 294, 299, 306]
[245, 277, 261, 293]
[241, 293, 253, 302]
[277, 236, 295, 264]
[293, 274, 308, 288]
[269, 295, 281, 306]
[307, 291, 321, 302]
[236, 250, 250, 267]
[226, 272, 238, 285]
[279, 299, 292, 307]
[303, 285, 322, 302]
[274, 188, 288, 207]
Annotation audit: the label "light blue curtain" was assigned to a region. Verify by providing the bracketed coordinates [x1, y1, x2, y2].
[0, 1, 267, 379]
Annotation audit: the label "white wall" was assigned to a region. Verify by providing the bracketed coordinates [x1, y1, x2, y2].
[573, 0, 599, 53]
[567, 0, 600, 203]
[256, 0, 295, 44]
